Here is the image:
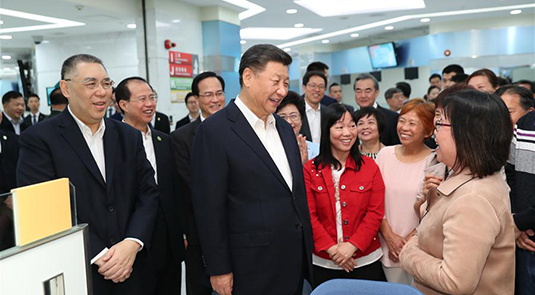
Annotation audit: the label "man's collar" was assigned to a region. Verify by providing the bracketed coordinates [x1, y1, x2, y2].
[235, 95, 275, 128]
[68, 105, 105, 136]
[305, 100, 321, 112]
[437, 169, 475, 197]
[3, 112, 23, 124]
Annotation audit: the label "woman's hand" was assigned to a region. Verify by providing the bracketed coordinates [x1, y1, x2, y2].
[384, 232, 407, 261]
[423, 175, 443, 197]
[331, 242, 358, 266]
[297, 134, 309, 165]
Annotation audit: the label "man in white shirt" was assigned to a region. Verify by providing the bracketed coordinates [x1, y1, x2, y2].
[23, 93, 47, 127]
[1, 91, 29, 135]
[17, 54, 159, 295]
[300, 71, 328, 144]
[117, 76, 185, 295]
[190, 44, 313, 295]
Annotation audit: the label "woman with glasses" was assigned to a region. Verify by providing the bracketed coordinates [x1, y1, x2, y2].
[304, 103, 386, 287]
[276, 91, 319, 164]
[400, 89, 515, 295]
[376, 98, 435, 284]
[354, 107, 386, 161]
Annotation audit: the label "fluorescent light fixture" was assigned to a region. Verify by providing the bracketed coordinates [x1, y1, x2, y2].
[0, 8, 84, 33]
[2, 55, 12, 60]
[286, 9, 298, 14]
[277, 3, 535, 48]
[350, 33, 359, 37]
[294, 0, 425, 17]
[0, 35, 12, 39]
[127, 24, 136, 29]
[294, 23, 304, 28]
[420, 18, 430, 22]
[385, 26, 394, 30]
[321, 39, 329, 43]
[41, 40, 50, 44]
[240, 40, 246, 44]
[472, 55, 478, 59]
[222, 0, 266, 20]
[510, 9, 522, 14]
[240, 27, 323, 40]
[4, 67, 10, 71]
[284, 48, 291, 52]
[0, 20, 3, 25]
[172, 19, 181, 23]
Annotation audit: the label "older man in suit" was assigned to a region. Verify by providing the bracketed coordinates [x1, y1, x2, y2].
[170, 71, 226, 295]
[1, 91, 29, 135]
[17, 54, 159, 295]
[116, 76, 185, 295]
[191, 44, 313, 295]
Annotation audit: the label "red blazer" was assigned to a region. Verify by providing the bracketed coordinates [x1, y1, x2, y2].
[304, 156, 385, 260]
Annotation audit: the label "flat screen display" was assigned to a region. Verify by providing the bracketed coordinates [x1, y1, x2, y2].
[368, 42, 398, 69]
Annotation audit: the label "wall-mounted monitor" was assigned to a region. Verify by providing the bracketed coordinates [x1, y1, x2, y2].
[368, 42, 398, 69]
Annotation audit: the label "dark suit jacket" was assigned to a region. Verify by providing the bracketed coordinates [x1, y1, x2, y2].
[0, 112, 30, 134]
[110, 111, 123, 121]
[47, 109, 63, 119]
[0, 130, 19, 194]
[175, 115, 191, 130]
[153, 111, 170, 134]
[300, 104, 326, 144]
[376, 104, 400, 146]
[17, 110, 159, 295]
[170, 118, 201, 244]
[191, 101, 313, 295]
[320, 94, 337, 106]
[23, 112, 47, 127]
[149, 129, 186, 268]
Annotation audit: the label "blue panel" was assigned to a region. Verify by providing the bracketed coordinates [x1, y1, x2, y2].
[219, 21, 241, 58]
[202, 21, 222, 56]
[331, 47, 373, 76]
[220, 71, 240, 103]
[289, 56, 301, 81]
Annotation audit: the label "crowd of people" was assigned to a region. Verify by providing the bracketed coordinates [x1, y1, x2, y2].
[1, 44, 534, 295]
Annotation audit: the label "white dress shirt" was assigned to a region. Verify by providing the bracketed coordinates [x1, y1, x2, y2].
[3, 113, 24, 135]
[31, 112, 41, 125]
[235, 96, 293, 191]
[305, 101, 321, 144]
[142, 127, 158, 184]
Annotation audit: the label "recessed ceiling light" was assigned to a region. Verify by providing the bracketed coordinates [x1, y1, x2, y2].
[240, 27, 323, 40]
[127, 24, 137, 29]
[321, 39, 330, 44]
[284, 48, 291, 52]
[222, 0, 266, 20]
[4, 67, 11, 71]
[385, 26, 394, 30]
[286, 9, 298, 14]
[240, 40, 246, 44]
[472, 55, 478, 59]
[0, 20, 4, 25]
[172, 19, 181, 23]
[350, 33, 359, 37]
[41, 40, 49, 44]
[2, 55, 12, 60]
[0, 35, 13, 39]
[510, 9, 522, 14]
[294, 0, 425, 17]
[0, 8, 85, 33]
[294, 23, 304, 28]
[420, 18, 430, 23]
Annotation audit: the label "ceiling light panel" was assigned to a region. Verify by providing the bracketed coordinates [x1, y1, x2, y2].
[240, 27, 323, 40]
[0, 8, 84, 33]
[294, 0, 425, 17]
[222, 0, 266, 20]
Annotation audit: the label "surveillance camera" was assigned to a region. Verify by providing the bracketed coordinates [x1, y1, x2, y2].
[32, 35, 44, 45]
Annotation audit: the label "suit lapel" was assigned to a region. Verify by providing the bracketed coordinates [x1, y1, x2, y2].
[276, 116, 300, 193]
[59, 112, 106, 187]
[103, 120, 118, 193]
[228, 102, 291, 192]
[151, 130, 164, 184]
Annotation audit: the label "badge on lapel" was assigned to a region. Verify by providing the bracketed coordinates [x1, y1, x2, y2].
[157, 136, 162, 142]
[2, 135, 7, 141]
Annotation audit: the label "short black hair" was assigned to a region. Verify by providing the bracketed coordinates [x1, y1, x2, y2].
[434, 84, 472, 109]
[442, 89, 512, 178]
[302, 71, 327, 87]
[354, 73, 379, 91]
[427, 85, 440, 95]
[451, 73, 469, 84]
[442, 64, 464, 75]
[239, 44, 292, 87]
[315, 104, 363, 171]
[514, 80, 535, 93]
[495, 85, 534, 111]
[61, 54, 106, 79]
[50, 88, 68, 105]
[429, 73, 441, 82]
[184, 92, 195, 104]
[27, 93, 40, 100]
[191, 72, 225, 96]
[467, 68, 498, 89]
[395, 82, 411, 98]
[115, 76, 151, 112]
[384, 87, 402, 100]
[306, 61, 329, 73]
[2, 91, 23, 105]
[329, 83, 340, 91]
[354, 107, 386, 140]
[276, 91, 305, 118]
[497, 77, 511, 87]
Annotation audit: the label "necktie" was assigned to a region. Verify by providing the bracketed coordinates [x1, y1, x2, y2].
[32, 115, 37, 125]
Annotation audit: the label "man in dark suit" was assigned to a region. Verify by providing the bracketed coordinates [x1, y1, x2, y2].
[116, 76, 186, 295]
[152, 109, 171, 134]
[17, 54, 159, 295]
[171, 71, 226, 295]
[191, 44, 313, 295]
[175, 92, 200, 130]
[1, 91, 29, 135]
[354, 73, 400, 146]
[23, 93, 47, 127]
[47, 87, 68, 119]
[300, 71, 328, 144]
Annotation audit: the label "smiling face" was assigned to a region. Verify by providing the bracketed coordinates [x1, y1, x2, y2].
[197, 77, 225, 118]
[356, 113, 380, 145]
[121, 80, 156, 127]
[303, 75, 325, 108]
[468, 75, 496, 93]
[330, 111, 358, 156]
[3, 96, 25, 121]
[397, 110, 429, 148]
[60, 62, 111, 130]
[276, 104, 302, 136]
[354, 79, 379, 108]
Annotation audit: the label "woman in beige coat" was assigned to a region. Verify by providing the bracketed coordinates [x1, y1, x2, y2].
[400, 89, 516, 295]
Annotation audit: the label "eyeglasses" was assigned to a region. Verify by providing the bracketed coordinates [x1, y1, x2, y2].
[199, 91, 225, 99]
[129, 95, 158, 104]
[307, 84, 325, 90]
[278, 113, 301, 122]
[435, 120, 452, 131]
[64, 78, 114, 90]
[355, 89, 375, 95]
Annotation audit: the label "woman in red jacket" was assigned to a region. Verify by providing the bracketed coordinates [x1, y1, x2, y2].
[304, 103, 386, 287]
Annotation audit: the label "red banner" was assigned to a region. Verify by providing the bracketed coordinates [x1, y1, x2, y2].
[169, 51, 193, 65]
[169, 64, 193, 77]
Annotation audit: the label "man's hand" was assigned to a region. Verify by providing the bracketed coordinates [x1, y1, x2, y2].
[297, 134, 309, 165]
[331, 242, 357, 267]
[516, 229, 535, 252]
[97, 240, 141, 283]
[210, 272, 233, 295]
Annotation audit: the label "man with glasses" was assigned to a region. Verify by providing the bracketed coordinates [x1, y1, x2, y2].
[175, 92, 200, 130]
[116, 76, 185, 295]
[17, 54, 159, 295]
[170, 71, 225, 295]
[300, 71, 328, 144]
